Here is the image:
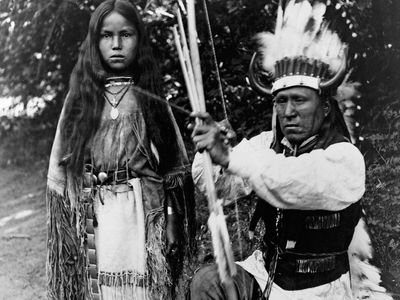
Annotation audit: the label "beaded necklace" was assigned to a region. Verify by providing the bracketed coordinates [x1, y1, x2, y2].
[104, 77, 134, 120]
[104, 76, 134, 88]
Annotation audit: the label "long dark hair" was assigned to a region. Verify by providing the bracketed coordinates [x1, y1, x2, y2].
[62, 0, 178, 175]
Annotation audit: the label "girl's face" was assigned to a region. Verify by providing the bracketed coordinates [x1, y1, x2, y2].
[99, 11, 138, 74]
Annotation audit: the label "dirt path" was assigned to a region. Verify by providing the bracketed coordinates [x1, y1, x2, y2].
[0, 165, 47, 300]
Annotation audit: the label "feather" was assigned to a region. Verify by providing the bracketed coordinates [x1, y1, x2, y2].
[278, 0, 312, 58]
[257, 0, 344, 73]
[256, 32, 277, 73]
[308, 1, 326, 38]
[348, 218, 393, 300]
[292, 0, 313, 55]
[303, 1, 326, 53]
[275, 0, 284, 37]
[208, 205, 237, 283]
[282, 0, 295, 26]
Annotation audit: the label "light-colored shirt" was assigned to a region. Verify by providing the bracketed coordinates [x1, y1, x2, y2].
[192, 130, 365, 211]
[192, 131, 392, 299]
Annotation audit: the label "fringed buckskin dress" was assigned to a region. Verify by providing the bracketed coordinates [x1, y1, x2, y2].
[47, 85, 195, 300]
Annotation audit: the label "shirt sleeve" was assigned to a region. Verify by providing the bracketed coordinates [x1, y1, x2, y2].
[227, 133, 365, 211]
[192, 152, 252, 202]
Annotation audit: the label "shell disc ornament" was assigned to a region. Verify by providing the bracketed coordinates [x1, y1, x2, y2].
[110, 107, 119, 120]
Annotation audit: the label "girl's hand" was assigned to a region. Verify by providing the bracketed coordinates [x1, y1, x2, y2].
[166, 212, 179, 257]
[190, 112, 232, 168]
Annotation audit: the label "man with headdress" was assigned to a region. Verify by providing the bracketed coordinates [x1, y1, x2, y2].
[188, 0, 391, 299]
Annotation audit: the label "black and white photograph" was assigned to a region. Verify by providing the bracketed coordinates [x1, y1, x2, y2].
[0, 0, 399, 299]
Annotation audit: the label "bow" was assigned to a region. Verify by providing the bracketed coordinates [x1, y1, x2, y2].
[173, 1, 238, 298]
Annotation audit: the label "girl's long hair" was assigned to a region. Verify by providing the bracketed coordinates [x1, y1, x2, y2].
[62, 0, 178, 175]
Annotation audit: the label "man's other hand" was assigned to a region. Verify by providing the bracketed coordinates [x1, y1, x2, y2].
[190, 112, 231, 168]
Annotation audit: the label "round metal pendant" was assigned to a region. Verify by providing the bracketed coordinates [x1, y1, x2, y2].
[110, 107, 119, 119]
[98, 172, 108, 183]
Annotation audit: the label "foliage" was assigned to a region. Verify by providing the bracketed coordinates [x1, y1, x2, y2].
[0, 0, 92, 165]
[0, 0, 91, 99]
[361, 89, 400, 293]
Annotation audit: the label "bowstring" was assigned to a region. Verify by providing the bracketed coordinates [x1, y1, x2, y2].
[130, 85, 192, 116]
[202, 0, 228, 120]
[202, 1, 247, 295]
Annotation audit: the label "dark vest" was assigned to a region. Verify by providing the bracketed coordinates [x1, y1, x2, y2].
[256, 131, 362, 290]
[259, 200, 361, 290]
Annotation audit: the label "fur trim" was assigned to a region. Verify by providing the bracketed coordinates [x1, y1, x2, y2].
[46, 187, 88, 299]
[348, 218, 393, 300]
[145, 208, 173, 298]
[164, 171, 185, 190]
[335, 76, 362, 144]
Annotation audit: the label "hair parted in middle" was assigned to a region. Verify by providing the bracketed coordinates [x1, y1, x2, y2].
[61, 0, 179, 175]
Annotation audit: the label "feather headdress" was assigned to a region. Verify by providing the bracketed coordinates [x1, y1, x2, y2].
[249, 0, 365, 144]
[249, 0, 347, 95]
[249, 2, 393, 299]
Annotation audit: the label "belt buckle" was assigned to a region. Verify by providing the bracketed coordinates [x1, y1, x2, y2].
[115, 169, 126, 183]
[114, 170, 118, 183]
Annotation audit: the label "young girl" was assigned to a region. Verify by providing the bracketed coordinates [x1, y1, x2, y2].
[46, 1, 195, 299]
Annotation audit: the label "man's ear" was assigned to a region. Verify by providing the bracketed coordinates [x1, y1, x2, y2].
[323, 100, 331, 117]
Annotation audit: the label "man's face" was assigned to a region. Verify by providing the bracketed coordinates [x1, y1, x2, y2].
[274, 87, 329, 145]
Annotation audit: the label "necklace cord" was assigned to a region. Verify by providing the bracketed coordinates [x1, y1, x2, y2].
[104, 79, 132, 108]
[105, 84, 129, 96]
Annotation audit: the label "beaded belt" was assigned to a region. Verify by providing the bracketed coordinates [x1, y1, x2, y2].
[293, 254, 340, 273]
[85, 164, 136, 185]
[263, 241, 348, 274]
[99, 169, 136, 185]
